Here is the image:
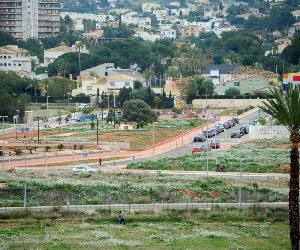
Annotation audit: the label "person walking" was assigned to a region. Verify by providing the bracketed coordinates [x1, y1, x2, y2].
[118, 210, 125, 225]
[98, 157, 102, 166]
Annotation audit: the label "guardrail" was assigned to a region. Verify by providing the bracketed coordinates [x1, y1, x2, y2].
[0, 202, 288, 214]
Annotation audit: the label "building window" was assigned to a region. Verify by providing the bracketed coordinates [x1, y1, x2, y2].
[125, 82, 130, 87]
[18, 63, 21, 66]
[110, 82, 115, 87]
[234, 81, 240, 87]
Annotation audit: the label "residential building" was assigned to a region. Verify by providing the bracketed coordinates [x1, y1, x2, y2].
[283, 73, 300, 90]
[72, 63, 145, 96]
[134, 31, 160, 42]
[214, 76, 271, 95]
[202, 64, 240, 85]
[0, 0, 60, 40]
[153, 9, 168, 18]
[0, 45, 32, 73]
[44, 44, 89, 67]
[142, 3, 161, 12]
[160, 28, 176, 39]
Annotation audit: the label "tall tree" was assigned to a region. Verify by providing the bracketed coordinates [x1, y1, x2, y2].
[122, 99, 158, 128]
[179, 47, 206, 76]
[262, 85, 300, 250]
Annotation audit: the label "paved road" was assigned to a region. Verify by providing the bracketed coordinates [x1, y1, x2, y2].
[0, 202, 288, 213]
[3, 108, 260, 170]
[99, 110, 261, 168]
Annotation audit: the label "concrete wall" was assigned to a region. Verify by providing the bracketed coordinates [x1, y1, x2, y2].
[249, 125, 290, 139]
[192, 99, 267, 108]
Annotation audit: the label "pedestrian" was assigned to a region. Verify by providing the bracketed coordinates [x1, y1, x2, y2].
[119, 210, 125, 225]
[98, 157, 102, 166]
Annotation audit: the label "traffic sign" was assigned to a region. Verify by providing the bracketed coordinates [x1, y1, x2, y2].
[83, 152, 88, 160]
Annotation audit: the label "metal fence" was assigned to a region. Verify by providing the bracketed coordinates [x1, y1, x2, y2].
[0, 202, 288, 214]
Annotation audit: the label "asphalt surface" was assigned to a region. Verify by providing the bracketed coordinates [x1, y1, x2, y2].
[100, 110, 262, 167]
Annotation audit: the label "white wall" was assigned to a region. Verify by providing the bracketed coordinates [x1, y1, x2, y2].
[249, 125, 290, 139]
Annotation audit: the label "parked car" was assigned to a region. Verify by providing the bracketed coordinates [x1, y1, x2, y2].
[238, 127, 245, 136]
[203, 130, 212, 138]
[213, 126, 222, 134]
[225, 121, 234, 128]
[216, 125, 225, 132]
[223, 123, 230, 129]
[193, 133, 206, 142]
[97, 111, 109, 119]
[240, 126, 249, 134]
[192, 145, 211, 154]
[232, 117, 240, 125]
[76, 114, 96, 122]
[210, 139, 220, 149]
[72, 165, 97, 173]
[210, 128, 218, 137]
[231, 131, 242, 138]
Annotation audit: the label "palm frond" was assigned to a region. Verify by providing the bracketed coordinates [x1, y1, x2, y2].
[261, 84, 300, 132]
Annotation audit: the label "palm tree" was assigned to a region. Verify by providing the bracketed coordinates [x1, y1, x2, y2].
[262, 84, 300, 250]
[75, 41, 83, 79]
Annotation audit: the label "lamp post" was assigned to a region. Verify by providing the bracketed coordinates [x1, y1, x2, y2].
[0, 115, 8, 171]
[152, 123, 155, 156]
[37, 117, 40, 144]
[96, 117, 99, 145]
[24, 141, 27, 209]
[15, 110, 20, 139]
[46, 96, 50, 111]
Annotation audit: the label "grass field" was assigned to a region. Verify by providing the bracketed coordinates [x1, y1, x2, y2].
[128, 140, 291, 173]
[34, 119, 203, 149]
[0, 171, 288, 207]
[0, 209, 290, 249]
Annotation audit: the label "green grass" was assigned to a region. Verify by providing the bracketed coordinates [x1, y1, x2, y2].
[0, 171, 288, 207]
[0, 209, 290, 249]
[128, 140, 291, 173]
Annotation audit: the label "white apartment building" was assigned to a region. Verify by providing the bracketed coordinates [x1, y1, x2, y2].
[142, 3, 161, 12]
[121, 14, 151, 29]
[134, 31, 160, 41]
[0, 45, 31, 73]
[160, 29, 176, 39]
[0, 0, 60, 40]
[153, 9, 168, 18]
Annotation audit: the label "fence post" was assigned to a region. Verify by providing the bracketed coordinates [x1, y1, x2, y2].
[109, 204, 111, 215]
[129, 203, 130, 214]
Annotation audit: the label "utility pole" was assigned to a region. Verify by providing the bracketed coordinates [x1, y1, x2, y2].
[96, 117, 99, 145]
[24, 141, 27, 209]
[152, 123, 155, 156]
[1, 115, 8, 171]
[37, 117, 40, 144]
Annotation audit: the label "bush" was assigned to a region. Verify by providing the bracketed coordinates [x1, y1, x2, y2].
[14, 148, 23, 155]
[57, 144, 64, 151]
[45, 146, 51, 152]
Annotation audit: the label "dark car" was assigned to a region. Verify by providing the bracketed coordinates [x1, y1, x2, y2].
[217, 124, 225, 132]
[193, 133, 206, 142]
[238, 127, 245, 136]
[223, 123, 230, 129]
[231, 131, 242, 138]
[240, 126, 249, 135]
[232, 117, 240, 125]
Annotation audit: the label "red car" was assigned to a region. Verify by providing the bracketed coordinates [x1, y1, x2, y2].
[210, 139, 220, 149]
[192, 145, 211, 154]
[225, 121, 234, 128]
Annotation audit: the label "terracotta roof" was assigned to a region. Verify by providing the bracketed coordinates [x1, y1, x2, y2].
[44, 46, 73, 53]
[107, 74, 135, 81]
[0, 46, 28, 54]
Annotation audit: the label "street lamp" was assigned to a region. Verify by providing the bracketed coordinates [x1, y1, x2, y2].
[46, 96, 50, 111]
[0, 115, 8, 171]
[15, 110, 20, 139]
[24, 141, 27, 209]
